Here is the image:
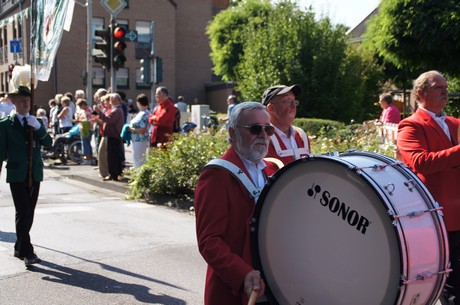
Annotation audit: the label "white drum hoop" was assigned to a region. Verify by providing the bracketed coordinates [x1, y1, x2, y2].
[251, 151, 450, 305]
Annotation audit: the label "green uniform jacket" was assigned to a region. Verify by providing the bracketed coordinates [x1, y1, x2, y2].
[0, 114, 52, 183]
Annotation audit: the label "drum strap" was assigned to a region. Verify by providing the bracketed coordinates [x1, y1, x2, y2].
[270, 126, 309, 159]
[205, 159, 261, 202]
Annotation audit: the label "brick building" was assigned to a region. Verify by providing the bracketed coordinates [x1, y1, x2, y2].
[0, 0, 231, 111]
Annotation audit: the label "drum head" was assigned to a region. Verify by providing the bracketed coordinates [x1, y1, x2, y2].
[253, 157, 401, 305]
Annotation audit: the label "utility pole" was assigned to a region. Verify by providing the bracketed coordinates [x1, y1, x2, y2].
[150, 21, 156, 110]
[86, 0, 93, 105]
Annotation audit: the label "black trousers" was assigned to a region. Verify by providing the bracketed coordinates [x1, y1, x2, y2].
[107, 137, 124, 180]
[446, 230, 460, 304]
[10, 181, 40, 257]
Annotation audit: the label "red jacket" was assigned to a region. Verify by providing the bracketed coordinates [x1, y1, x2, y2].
[266, 127, 310, 166]
[149, 98, 176, 145]
[397, 108, 460, 231]
[194, 147, 278, 305]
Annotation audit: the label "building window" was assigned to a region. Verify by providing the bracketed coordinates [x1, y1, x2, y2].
[92, 67, 105, 87]
[135, 20, 151, 59]
[116, 68, 128, 89]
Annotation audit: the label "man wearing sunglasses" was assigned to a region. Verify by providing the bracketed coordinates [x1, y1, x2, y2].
[195, 102, 279, 305]
[262, 84, 310, 166]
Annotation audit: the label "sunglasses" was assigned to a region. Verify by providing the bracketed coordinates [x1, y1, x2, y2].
[238, 124, 275, 136]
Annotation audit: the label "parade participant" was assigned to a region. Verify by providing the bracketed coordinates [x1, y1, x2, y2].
[195, 102, 279, 305]
[0, 65, 52, 266]
[262, 84, 310, 166]
[397, 70, 460, 304]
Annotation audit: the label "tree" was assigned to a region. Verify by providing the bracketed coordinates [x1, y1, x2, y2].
[364, 0, 460, 76]
[207, 0, 384, 122]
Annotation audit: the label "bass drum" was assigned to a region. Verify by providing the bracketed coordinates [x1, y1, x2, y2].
[252, 151, 449, 305]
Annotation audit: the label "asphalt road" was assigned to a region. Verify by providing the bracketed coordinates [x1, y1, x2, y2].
[0, 164, 206, 305]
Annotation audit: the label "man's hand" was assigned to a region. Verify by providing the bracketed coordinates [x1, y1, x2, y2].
[244, 270, 265, 299]
[26, 116, 41, 130]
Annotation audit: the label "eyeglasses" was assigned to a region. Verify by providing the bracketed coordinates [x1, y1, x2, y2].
[271, 99, 299, 107]
[237, 124, 275, 136]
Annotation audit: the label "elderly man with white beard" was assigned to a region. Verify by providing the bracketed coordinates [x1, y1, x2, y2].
[194, 102, 280, 305]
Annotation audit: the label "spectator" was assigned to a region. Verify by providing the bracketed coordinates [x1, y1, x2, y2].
[0, 66, 52, 266]
[92, 88, 108, 161]
[195, 102, 279, 305]
[64, 92, 76, 119]
[57, 96, 73, 134]
[262, 84, 310, 166]
[397, 70, 460, 303]
[378, 93, 401, 124]
[36, 108, 48, 129]
[175, 96, 188, 112]
[219, 95, 237, 128]
[0, 94, 15, 118]
[148, 86, 176, 147]
[129, 94, 151, 168]
[96, 93, 125, 181]
[52, 94, 63, 135]
[75, 98, 94, 161]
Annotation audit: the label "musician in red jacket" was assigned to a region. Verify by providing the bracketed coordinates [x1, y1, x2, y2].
[195, 102, 279, 305]
[397, 70, 460, 304]
[262, 84, 310, 166]
[148, 86, 176, 147]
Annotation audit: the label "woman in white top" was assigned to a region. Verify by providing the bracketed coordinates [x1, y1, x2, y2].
[58, 96, 73, 133]
[129, 94, 151, 168]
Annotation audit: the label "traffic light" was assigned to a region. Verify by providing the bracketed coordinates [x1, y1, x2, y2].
[93, 28, 111, 69]
[112, 25, 127, 69]
[140, 58, 151, 84]
[154, 57, 163, 84]
[8, 64, 15, 79]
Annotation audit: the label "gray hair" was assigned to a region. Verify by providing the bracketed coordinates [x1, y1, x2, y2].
[379, 93, 393, 104]
[228, 101, 266, 131]
[75, 89, 85, 99]
[413, 70, 444, 102]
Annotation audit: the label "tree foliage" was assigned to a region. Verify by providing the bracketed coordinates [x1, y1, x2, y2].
[207, 0, 384, 123]
[364, 0, 460, 76]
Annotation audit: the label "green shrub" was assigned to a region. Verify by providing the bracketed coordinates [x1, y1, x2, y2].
[293, 118, 346, 137]
[127, 131, 229, 205]
[128, 120, 396, 208]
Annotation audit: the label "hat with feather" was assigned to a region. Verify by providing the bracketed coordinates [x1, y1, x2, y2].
[9, 64, 32, 97]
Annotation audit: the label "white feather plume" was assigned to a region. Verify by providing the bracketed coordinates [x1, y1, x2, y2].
[9, 64, 35, 94]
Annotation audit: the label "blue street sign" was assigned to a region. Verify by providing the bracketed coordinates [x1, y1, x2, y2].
[10, 40, 21, 53]
[125, 30, 138, 42]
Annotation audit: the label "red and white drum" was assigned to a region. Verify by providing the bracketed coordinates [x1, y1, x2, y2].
[252, 151, 450, 305]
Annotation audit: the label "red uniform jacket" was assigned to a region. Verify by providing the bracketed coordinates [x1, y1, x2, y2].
[397, 108, 460, 231]
[149, 98, 176, 146]
[266, 127, 310, 166]
[194, 147, 278, 305]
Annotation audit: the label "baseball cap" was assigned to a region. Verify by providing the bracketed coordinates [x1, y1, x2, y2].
[262, 84, 301, 105]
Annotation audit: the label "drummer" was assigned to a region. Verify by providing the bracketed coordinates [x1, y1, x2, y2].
[194, 102, 279, 305]
[397, 70, 460, 304]
[262, 84, 310, 166]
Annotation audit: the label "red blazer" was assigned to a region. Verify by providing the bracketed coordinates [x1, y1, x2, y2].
[266, 128, 310, 166]
[149, 98, 176, 145]
[194, 147, 278, 305]
[397, 108, 460, 231]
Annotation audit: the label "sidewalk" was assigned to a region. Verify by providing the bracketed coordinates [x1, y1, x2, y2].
[44, 143, 133, 195]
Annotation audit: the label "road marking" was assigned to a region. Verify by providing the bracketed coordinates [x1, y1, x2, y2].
[36, 206, 94, 214]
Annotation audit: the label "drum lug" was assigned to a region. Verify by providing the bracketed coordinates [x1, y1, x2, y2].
[403, 180, 416, 192]
[402, 269, 452, 285]
[384, 183, 395, 195]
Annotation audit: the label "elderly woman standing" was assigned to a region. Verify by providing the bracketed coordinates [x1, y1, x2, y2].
[129, 94, 151, 168]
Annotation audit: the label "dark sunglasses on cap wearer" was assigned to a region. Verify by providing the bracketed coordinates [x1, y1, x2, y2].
[237, 124, 275, 136]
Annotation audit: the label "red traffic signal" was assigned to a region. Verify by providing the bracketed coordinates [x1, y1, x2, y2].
[112, 26, 127, 69]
